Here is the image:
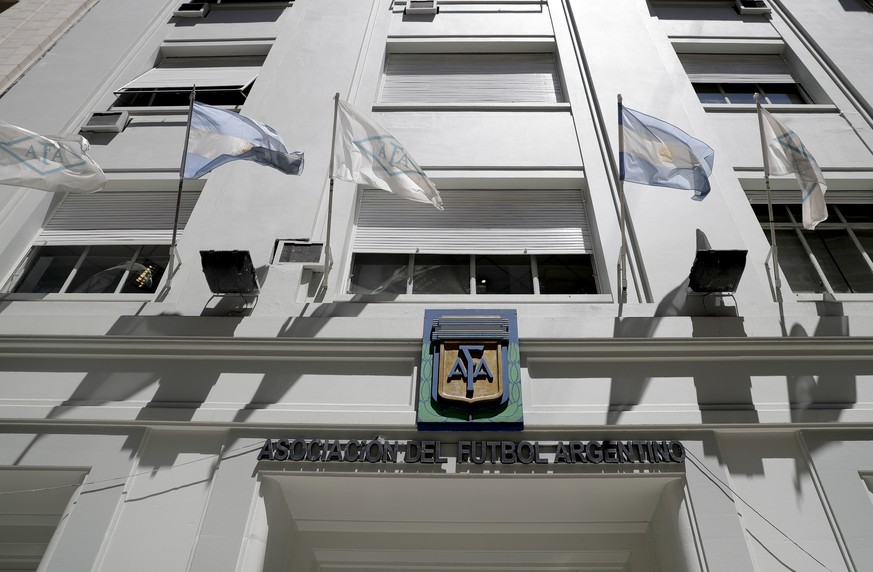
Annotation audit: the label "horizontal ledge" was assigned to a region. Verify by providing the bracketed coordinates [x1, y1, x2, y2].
[0, 335, 872, 362]
[670, 38, 785, 54]
[703, 104, 839, 113]
[372, 102, 571, 112]
[385, 37, 555, 53]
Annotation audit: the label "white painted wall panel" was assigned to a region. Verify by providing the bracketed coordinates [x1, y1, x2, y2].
[97, 430, 224, 572]
[166, 7, 286, 42]
[374, 111, 582, 168]
[719, 434, 849, 572]
[390, 3, 553, 38]
[708, 111, 873, 169]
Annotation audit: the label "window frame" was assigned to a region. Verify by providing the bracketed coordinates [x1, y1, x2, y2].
[7, 244, 171, 297]
[349, 252, 599, 297]
[343, 187, 610, 302]
[674, 47, 834, 112]
[373, 42, 571, 112]
[753, 202, 873, 300]
[1, 181, 204, 301]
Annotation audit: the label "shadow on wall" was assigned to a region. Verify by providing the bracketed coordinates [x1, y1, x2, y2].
[836, 0, 873, 11]
[608, 230, 756, 427]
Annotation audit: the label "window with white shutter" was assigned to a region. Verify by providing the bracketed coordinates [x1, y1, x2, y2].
[6, 189, 200, 295]
[678, 54, 812, 105]
[380, 53, 565, 104]
[349, 189, 598, 295]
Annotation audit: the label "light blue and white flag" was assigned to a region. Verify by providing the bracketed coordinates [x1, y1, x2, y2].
[620, 105, 715, 198]
[760, 106, 827, 230]
[333, 98, 443, 210]
[183, 102, 303, 179]
[0, 120, 106, 193]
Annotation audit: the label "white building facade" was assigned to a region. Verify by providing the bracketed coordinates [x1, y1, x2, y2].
[1, 0, 873, 570]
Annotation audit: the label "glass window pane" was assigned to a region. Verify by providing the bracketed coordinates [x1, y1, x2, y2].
[693, 83, 726, 104]
[762, 83, 806, 104]
[349, 253, 408, 294]
[475, 255, 533, 295]
[14, 246, 85, 293]
[721, 84, 757, 104]
[752, 204, 794, 224]
[807, 230, 873, 293]
[121, 245, 170, 293]
[856, 229, 873, 257]
[537, 254, 597, 294]
[836, 205, 873, 223]
[411, 254, 470, 294]
[68, 245, 138, 293]
[773, 230, 826, 293]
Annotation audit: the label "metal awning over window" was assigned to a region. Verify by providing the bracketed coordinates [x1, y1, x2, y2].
[679, 54, 794, 84]
[353, 189, 592, 254]
[38, 191, 200, 245]
[380, 53, 564, 103]
[115, 56, 263, 94]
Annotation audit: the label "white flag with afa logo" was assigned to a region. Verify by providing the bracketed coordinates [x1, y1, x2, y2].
[0, 120, 106, 193]
[760, 107, 827, 230]
[333, 98, 443, 210]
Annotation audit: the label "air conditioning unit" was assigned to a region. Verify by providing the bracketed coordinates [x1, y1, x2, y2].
[81, 111, 129, 133]
[734, 0, 771, 14]
[405, 0, 438, 15]
[173, 2, 210, 17]
[273, 239, 326, 272]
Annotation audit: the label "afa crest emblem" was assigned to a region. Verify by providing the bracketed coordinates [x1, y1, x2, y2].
[418, 309, 522, 431]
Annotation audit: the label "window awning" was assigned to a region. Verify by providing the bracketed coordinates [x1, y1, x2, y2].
[116, 67, 258, 93]
[115, 57, 263, 93]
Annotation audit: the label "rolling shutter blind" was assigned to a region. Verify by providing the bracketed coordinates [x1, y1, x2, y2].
[354, 189, 592, 254]
[679, 54, 794, 83]
[380, 53, 564, 103]
[38, 191, 200, 244]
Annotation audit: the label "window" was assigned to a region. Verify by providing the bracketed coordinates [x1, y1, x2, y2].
[113, 55, 264, 107]
[0, 0, 17, 14]
[679, 54, 813, 105]
[379, 53, 565, 104]
[753, 204, 873, 294]
[349, 189, 598, 296]
[4, 188, 200, 296]
[12, 245, 169, 294]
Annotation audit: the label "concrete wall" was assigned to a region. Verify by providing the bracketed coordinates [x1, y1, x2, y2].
[0, 0, 872, 570]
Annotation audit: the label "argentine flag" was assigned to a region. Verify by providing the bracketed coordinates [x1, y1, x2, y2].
[183, 102, 303, 179]
[620, 105, 715, 198]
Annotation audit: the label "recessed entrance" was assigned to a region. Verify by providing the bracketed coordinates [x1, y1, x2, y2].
[253, 473, 701, 572]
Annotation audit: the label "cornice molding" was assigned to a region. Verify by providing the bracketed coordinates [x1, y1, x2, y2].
[0, 335, 872, 362]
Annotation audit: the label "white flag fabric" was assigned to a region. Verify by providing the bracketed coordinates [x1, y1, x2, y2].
[0, 120, 106, 193]
[760, 107, 827, 230]
[184, 102, 303, 179]
[333, 98, 443, 210]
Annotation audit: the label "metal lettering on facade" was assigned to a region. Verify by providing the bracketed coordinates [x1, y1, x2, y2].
[257, 439, 686, 465]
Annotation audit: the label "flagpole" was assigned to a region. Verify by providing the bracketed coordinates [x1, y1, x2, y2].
[617, 94, 628, 304]
[755, 93, 781, 293]
[323, 92, 340, 294]
[167, 85, 196, 289]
